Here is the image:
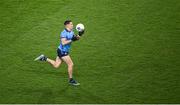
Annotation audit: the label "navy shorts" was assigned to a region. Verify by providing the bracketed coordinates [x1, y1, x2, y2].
[57, 48, 69, 58]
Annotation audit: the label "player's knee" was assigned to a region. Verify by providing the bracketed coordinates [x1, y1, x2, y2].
[68, 62, 74, 67]
[54, 63, 60, 68]
[54, 65, 59, 68]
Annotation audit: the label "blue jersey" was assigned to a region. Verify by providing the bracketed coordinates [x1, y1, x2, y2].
[58, 29, 74, 53]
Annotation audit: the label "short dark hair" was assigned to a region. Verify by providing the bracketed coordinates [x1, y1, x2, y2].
[64, 20, 72, 25]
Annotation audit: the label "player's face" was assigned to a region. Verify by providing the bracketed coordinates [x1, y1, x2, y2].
[67, 22, 73, 30]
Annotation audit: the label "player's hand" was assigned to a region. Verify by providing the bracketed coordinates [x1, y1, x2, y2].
[78, 30, 85, 36]
[76, 35, 80, 40]
[71, 35, 80, 41]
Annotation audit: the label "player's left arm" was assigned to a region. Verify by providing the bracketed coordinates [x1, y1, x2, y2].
[71, 30, 85, 41]
[71, 35, 80, 41]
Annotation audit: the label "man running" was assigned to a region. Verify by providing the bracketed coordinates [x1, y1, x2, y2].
[34, 20, 84, 86]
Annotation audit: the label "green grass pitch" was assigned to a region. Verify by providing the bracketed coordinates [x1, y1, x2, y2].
[0, 0, 179, 103]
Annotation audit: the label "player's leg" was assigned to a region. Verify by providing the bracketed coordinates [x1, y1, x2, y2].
[34, 54, 62, 68]
[61, 55, 80, 85]
[46, 56, 62, 68]
[61, 55, 73, 79]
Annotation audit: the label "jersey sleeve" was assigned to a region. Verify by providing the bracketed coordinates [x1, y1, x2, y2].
[60, 31, 67, 38]
[72, 31, 75, 35]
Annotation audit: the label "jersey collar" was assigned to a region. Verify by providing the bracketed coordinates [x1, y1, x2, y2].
[65, 28, 71, 32]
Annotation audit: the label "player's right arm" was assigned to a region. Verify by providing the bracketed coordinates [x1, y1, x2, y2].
[61, 35, 80, 45]
[61, 31, 72, 45]
[61, 38, 72, 45]
[60, 31, 80, 45]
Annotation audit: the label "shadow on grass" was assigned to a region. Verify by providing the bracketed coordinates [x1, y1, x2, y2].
[18, 68, 105, 103]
